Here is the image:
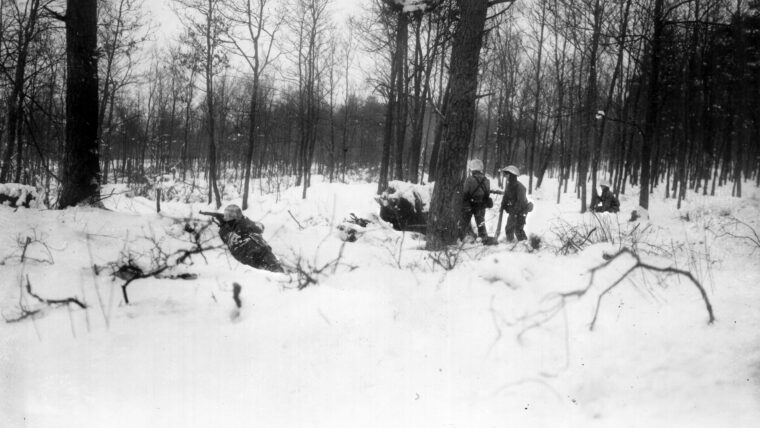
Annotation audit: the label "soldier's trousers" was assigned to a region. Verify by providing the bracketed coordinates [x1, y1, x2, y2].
[505, 213, 527, 242]
[230, 236, 284, 273]
[462, 207, 488, 239]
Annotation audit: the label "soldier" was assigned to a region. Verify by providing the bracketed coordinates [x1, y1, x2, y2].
[591, 181, 620, 213]
[461, 159, 492, 241]
[499, 165, 530, 242]
[216, 204, 284, 273]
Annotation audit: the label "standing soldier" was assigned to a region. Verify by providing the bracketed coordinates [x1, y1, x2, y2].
[591, 181, 620, 213]
[461, 159, 492, 241]
[499, 165, 530, 242]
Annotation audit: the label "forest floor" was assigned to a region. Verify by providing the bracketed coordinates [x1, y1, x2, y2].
[1, 175, 759, 427]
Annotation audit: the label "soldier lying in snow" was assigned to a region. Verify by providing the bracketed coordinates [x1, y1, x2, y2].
[202, 205, 284, 273]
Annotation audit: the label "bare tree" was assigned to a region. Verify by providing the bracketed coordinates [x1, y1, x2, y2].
[0, 0, 46, 182]
[224, 0, 282, 209]
[97, 0, 150, 184]
[287, 0, 331, 199]
[173, 0, 229, 208]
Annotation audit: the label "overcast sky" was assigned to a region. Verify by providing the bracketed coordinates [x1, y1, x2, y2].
[144, 0, 369, 44]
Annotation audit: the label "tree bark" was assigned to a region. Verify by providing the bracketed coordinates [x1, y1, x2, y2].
[426, 0, 489, 249]
[59, 0, 101, 208]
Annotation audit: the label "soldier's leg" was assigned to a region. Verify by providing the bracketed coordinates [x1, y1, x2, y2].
[504, 214, 516, 242]
[261, 252, 284, 273]
[516, 214, 527, 241]
[460, 210, 474, 240]
[248, 247, 284, 273]
[475, 208, 488, 239]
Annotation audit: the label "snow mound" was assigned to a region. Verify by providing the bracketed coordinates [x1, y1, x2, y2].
[379, 180, 432, 211]
[0, 183, 39, 208]
[375, 181, 431, 233]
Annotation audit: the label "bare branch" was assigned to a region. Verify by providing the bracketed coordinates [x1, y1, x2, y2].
[25, 275, 87, 310]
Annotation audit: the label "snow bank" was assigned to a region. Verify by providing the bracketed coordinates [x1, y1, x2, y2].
[1, 176, 759, 428]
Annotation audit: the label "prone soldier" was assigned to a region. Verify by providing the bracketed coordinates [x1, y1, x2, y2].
[201, 205, 284, 273]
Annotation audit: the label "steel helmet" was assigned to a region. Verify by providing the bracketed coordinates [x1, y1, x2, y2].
[599, 180, 610, 188]
[223, 204, 243, 221]
[468, 159, 484, 172]
[501, 165, 520, 176]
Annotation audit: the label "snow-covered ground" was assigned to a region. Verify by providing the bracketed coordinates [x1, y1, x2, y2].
[1, 175, 759, 427]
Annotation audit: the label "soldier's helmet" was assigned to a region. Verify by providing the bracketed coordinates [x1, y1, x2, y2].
[468, 159, 484, 172]
[501, 165, 520, 176]
[224, 204, 243, 221]
[599, 180, 610, 189]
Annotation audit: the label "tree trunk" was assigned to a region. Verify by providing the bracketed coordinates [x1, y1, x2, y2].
[59, 0, 101, 208]
[242, 74, 259, 210]
[378, 41, 398, 194]
[393, 10, 408, 181]
[426, 0, 489, 249]
[639, 0, 664, 210]
[205, 0, 221, 208]
[528, 0, 547, 194]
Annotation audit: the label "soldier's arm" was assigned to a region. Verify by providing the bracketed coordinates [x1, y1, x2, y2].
[241, 217, 265, 234]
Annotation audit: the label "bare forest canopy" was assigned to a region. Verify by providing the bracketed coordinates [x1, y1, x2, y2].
[1, 0, 759, 212]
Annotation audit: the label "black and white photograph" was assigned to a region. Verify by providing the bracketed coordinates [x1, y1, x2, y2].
[1, 0, 759, 426]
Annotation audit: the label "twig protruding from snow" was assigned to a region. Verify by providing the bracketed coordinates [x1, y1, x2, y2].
[288, 210, 305, 230]
[25, 275, 87, 309]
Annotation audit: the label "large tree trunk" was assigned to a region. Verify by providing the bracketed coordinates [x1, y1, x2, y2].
[426, 0, 489, 250]
[59, 0, 101, 208]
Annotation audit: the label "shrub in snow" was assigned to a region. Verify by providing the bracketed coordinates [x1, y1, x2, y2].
[375, 181, 431, 233]
[0, 183, 39, 208]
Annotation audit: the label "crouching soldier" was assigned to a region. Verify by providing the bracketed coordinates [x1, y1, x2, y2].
[206, 205, 284, 273]
[500, 165, 530, 242]
[461, 159, 492, 241]
[591, 181, 620, 213]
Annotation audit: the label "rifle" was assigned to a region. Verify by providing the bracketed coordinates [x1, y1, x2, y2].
[200, 211, 226, 224]
[491, 190, 504, 240]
